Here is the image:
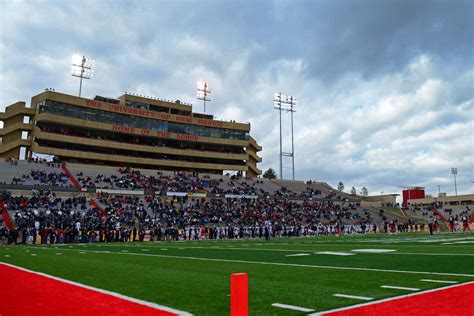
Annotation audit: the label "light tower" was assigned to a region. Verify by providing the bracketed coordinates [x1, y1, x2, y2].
[197, 81, 211, 112]
[451, 167, 458, 196]
[273, 93, 297, 180]
[71, 55, 94, 97]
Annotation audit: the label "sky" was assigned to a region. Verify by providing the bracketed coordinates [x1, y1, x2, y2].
[0, 0, 473, 198]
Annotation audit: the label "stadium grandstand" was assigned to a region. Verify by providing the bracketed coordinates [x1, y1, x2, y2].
[0, 90, 262, 177]
[3, 156, 469, 246]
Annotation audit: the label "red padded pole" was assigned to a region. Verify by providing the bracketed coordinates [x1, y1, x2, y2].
[231, 273, 248, 316]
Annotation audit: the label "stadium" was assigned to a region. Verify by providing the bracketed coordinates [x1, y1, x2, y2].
[1, 90, 473, 315]
[1, 1, 473, 315]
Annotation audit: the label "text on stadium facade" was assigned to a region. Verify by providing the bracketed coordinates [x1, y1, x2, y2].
[85, 99, 226, 128]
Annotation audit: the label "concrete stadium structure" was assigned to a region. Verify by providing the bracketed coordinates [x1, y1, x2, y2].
[0, 90, 262, 176]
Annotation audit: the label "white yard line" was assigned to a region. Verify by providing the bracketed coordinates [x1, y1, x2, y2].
[309, 281, 474, 316]
[271, 303, 314, 312]
[26, 247, 474, 278]
[418, 237, 474, 243]
[420, 279, 458, 284]
[0, 262, 192, 316]
[381, 285, 419, 291]
[86, 244, 474, 256]
[315, 251, 355, 256]
[351, 249, 396, 253]
[333, 294, 373, 301]
[286, 253, 311, 257]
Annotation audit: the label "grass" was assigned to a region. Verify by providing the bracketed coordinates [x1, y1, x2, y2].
[1, 232, 474, 315]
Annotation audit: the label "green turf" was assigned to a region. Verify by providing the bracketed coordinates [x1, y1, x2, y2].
[1, 233, 473, 315]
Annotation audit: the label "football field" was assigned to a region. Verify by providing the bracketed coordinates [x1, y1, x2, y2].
[1, 233, 474, 315]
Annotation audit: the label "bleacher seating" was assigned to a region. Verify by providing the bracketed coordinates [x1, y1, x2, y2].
[4, 157, 468, 245]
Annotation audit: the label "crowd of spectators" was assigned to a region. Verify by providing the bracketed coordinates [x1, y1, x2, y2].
[1, 184, 382, 245]
[11, 170, 69, 187]
[3, 165, 453, 245]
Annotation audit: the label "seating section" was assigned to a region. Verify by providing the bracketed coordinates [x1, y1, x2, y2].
[0, 159, 71, 187]
[405, 202, 473, 226]
[2, 158, 471, 244]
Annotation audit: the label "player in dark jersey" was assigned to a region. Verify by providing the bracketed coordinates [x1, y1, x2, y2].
[448, 216, 455, 232]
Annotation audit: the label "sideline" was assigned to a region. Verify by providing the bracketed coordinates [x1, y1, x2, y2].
[0, 261, 192, 316]
[309, 281, 474, 315]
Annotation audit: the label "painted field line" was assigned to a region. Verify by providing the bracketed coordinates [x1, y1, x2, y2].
[309, 281, 474, 316]
[333, 294, 373, 301]
[315, 251, 355, 256]
[86, 243, 474, 256]
[286, 253, 310, 257]
[271, 303, 314, 312]
[0, 262, 192, 315]
[420, 279, 458, 284]
[381, 285, 420, 291]
[418, 237, 474, 243]
[120, 244, 474, 256]
[351, 249, 396, 253]
[27, 247, 474, 278]
[387, 252, 474, 256]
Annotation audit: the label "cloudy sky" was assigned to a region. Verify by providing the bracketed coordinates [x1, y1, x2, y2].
[1, 0, 473, 198]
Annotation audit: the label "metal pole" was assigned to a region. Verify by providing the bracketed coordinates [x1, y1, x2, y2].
[279, 99, 283, 180]
[290, 102, 295, 180]
[437, 185, 441, 195]
[454, 174, 457, 196]
[79, 77, 83, 97]
[204, 99, 206, 113]
[78, 56, 85, 97]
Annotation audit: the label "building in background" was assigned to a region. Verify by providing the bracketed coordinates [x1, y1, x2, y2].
[402, 187, 425, 205]
[0, 90, 262, 176]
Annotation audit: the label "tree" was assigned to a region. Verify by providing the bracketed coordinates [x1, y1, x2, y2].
[337, 181, 344, 192]
[263, 168, 277, 180]
[361, 186, 368, 197]
[350, 186, 356, 195]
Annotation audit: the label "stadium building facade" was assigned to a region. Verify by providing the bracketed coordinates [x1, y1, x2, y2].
[0, 90, 262, 176]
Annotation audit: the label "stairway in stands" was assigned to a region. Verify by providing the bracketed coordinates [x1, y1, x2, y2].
[432, 207, 448, 224]
[0, 200, 14, 230]
[61, 164, 107, 218]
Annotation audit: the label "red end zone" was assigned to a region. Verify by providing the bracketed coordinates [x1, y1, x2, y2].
[318, 281, 474, 316]
[0, 262, 190, 316]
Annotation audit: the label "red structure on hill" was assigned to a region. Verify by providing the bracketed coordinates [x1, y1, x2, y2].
[402, 187, 425, 205]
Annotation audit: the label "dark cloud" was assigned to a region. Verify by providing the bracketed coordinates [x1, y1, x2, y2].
[298, 0, 474, 82]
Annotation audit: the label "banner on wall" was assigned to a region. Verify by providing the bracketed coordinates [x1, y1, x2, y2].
[224, 194, 258, 199]
[187, 193, 207, 198]
[166, 192, 187, 197]
[96, 189, 144, 195]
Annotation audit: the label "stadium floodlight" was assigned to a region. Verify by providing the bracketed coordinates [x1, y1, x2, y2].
[197, 81, 211, 112]
[273, 92, 298, 180]
[71, 54, 94, 97]
[451, 167, 458, 196]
